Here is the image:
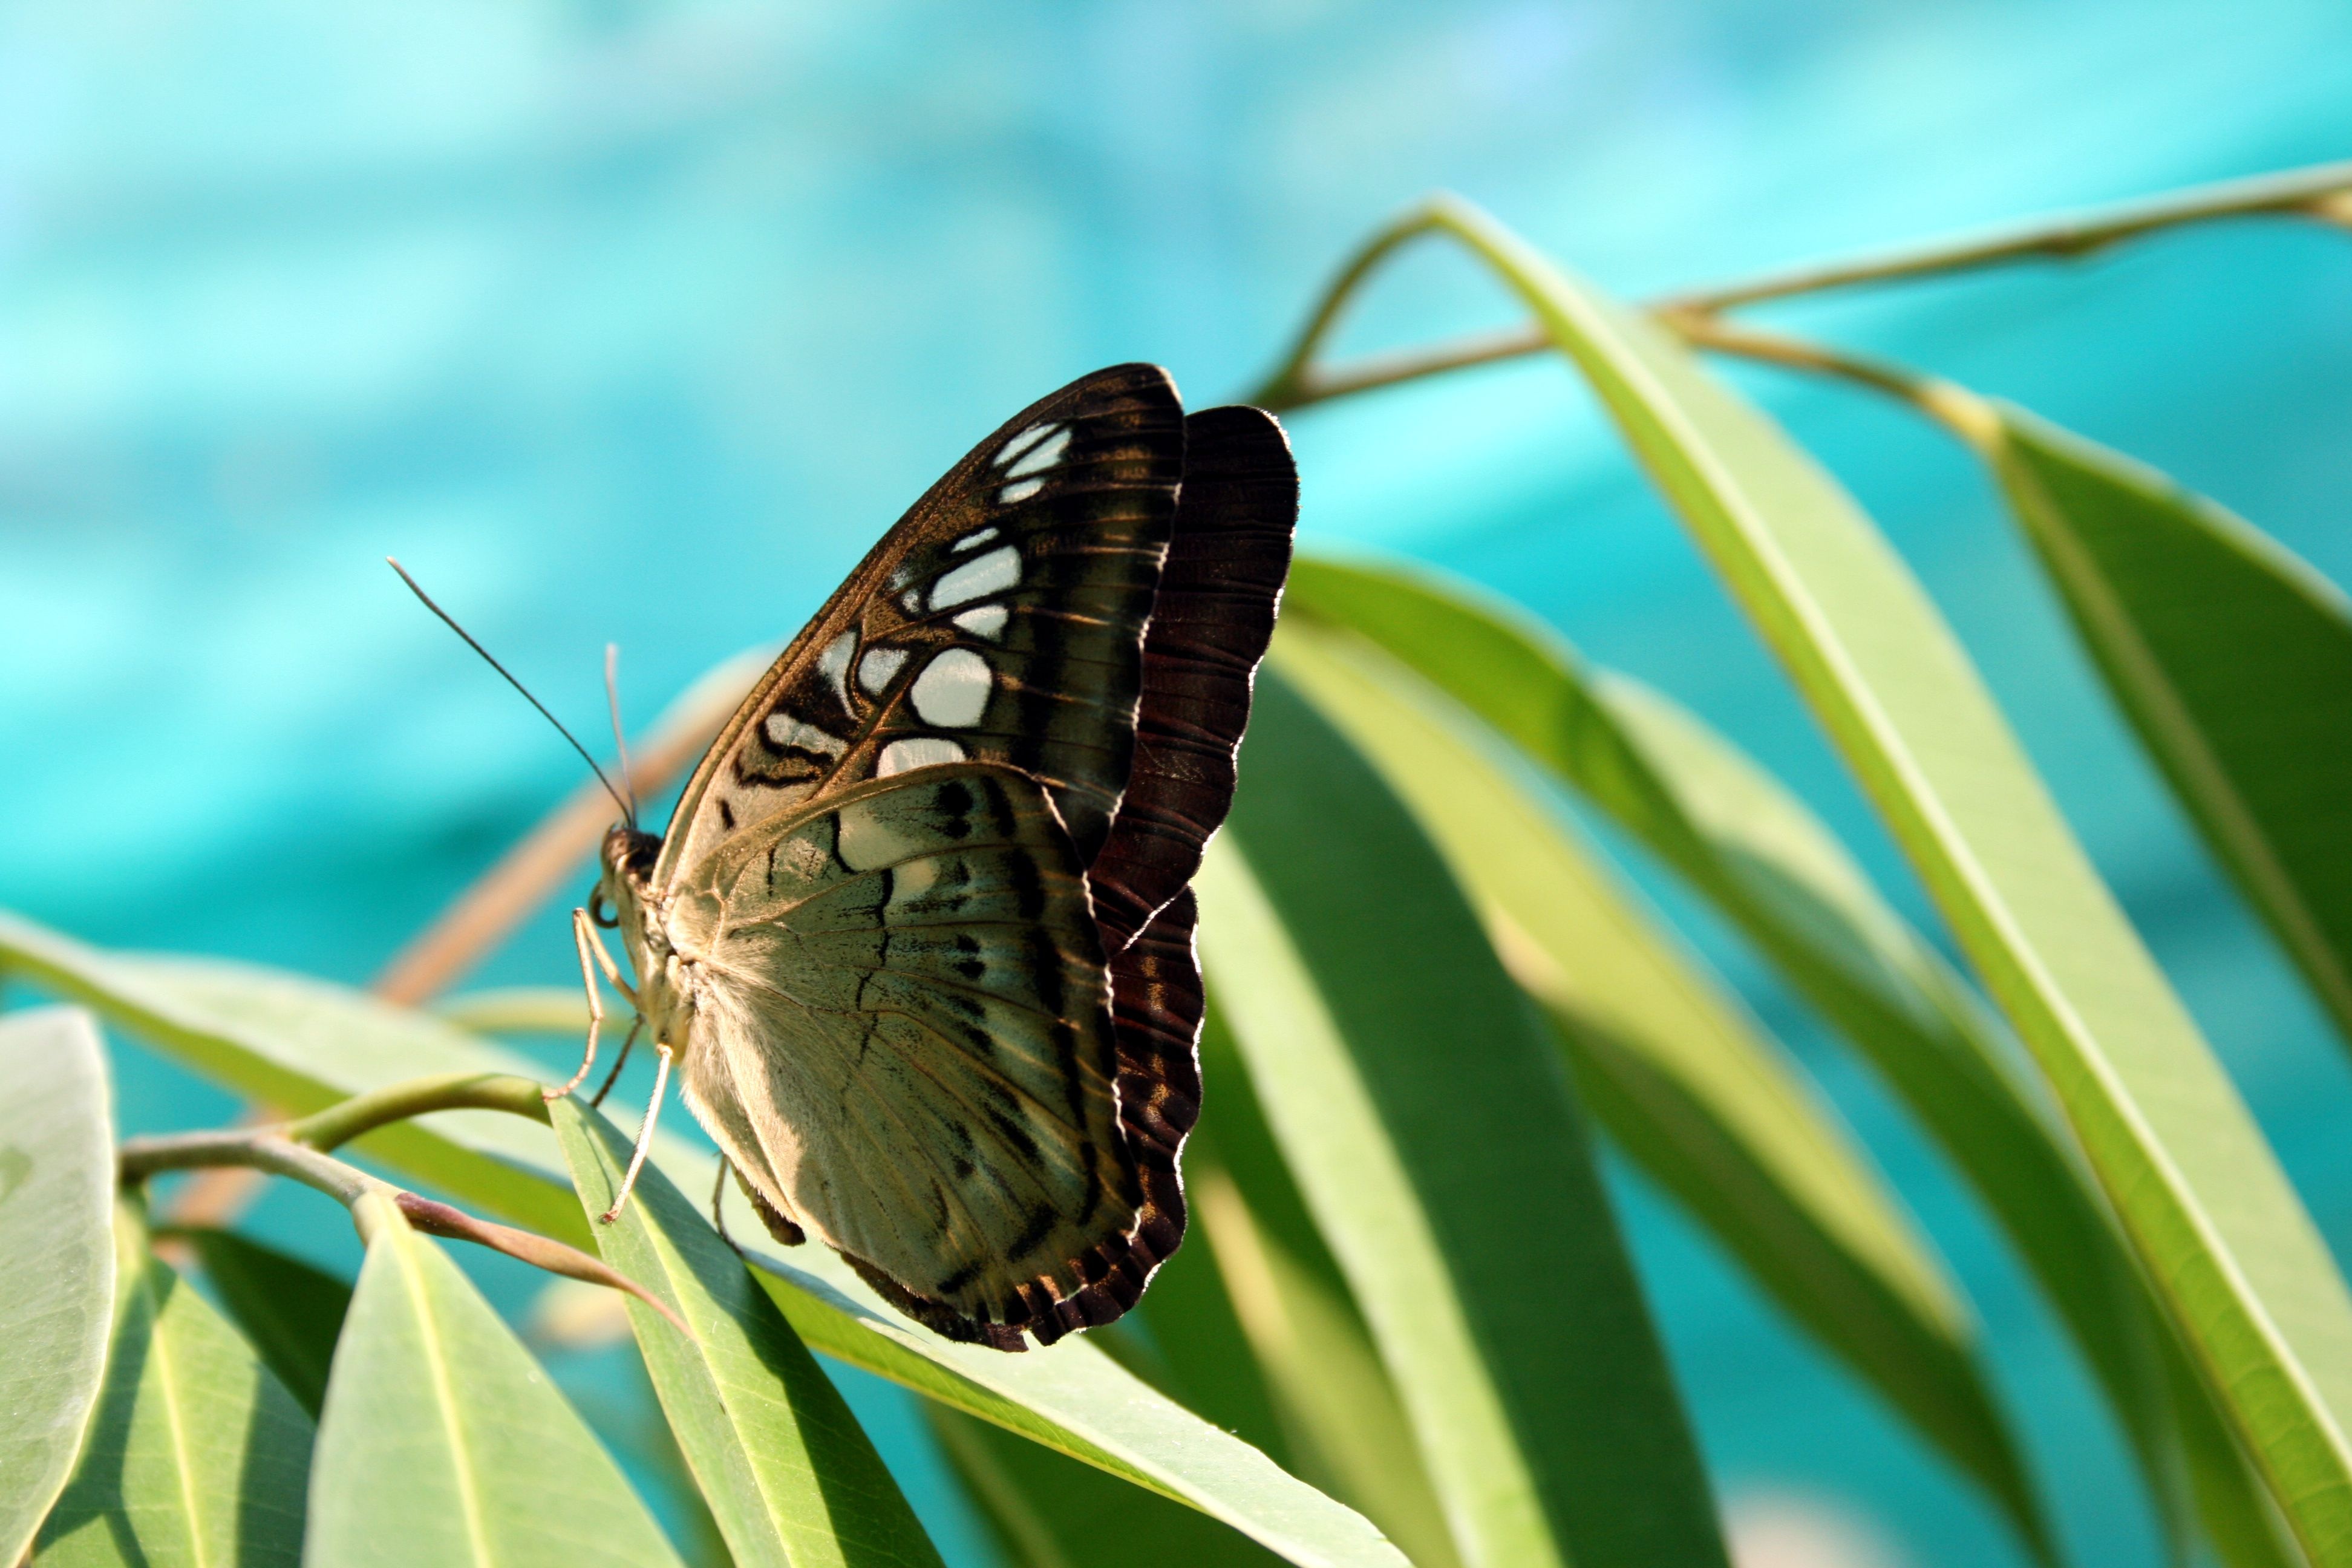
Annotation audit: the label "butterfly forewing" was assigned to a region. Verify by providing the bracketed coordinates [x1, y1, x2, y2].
[668, 765, 1140, 1341]
[658, 365, 1185, 886]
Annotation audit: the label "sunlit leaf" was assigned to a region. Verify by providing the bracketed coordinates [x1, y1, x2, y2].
[930, 1402, 1286, 1568]
[1270, 617, 2051, 1554]
[0, 1007, 117, 1566]
[35, 1204, 313, 1567]
[552, 1096, 943, 1568]
[0, 910, 1405, 1568]
[308, 1193, 684, 1567]
[1405, 196, 2352, 1561]
[1982, 407, 2352, 1049]
[1201, 672, 1730, 1568]
[1283, 554, 2295, 1566]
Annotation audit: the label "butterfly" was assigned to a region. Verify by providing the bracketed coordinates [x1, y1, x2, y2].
[566, 365, 1295, 1350]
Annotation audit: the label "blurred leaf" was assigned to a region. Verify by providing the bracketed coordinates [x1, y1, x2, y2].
[1410, 196, 2352, 1561]
[1983, 408, 2352, 1048]
[1189, 1157, 1463, 1568]
[1271, 618, 2051, 1553]
[930, 1402, 1287, 1568]
[552, 1096, 944, 1568]
[173, 1226, 352, 1419]
[0, 910, 1405, 1568]
[35, 1204, 313, 1567]
[1284, 555, 2301, 1566]
[1200, 671, 1731, 1568]
[308, 1193, 684, 1567]
[0, 1007, 116, 1565]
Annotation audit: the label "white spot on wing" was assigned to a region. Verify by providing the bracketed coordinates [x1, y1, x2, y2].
[858, 647, 907, 694]
[910, 648, 992, 727]
[764, 713, 846, 757]
[1005, 426, 1071, 479]
[998, 478, 1044, 505]
[877, 736, 968, 776]
[930, 545, 1021, 609]
[952, 526, 999, 554]
[993, 423, 1056, 468]
[954, 604, 1008, 641]
[816, 630, 857, 708]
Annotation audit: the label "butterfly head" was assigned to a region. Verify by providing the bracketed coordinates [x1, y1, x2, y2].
[590, 823, 664, 932]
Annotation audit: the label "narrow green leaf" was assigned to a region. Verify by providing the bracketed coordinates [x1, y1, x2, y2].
[1189, 1157, 1464, 1568]
[309, 1193, 685, 1567]
[1201, 672, 1730, 1568]
[35, 1204, 313, 1567]
[1982, 407, 2352, 1048]
[550, 1096, 944, 1568]
[1270, 618, 2053, 1560]
[1284, 556, 2304, 1567]
[0, 1006, 116, 1564]
[0, 911, 1405, 1568]
[929, 1402, 1284, 1568]
[174, 1227, 352, 1419]
[1413, 196, 2352, 1561]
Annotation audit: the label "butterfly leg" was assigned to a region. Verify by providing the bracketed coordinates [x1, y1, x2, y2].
[711, 1158, 741, 1255]
[598, 1039, 674, 1224]
[546, 908, 617, 1102]
[590, 1016, 642, 1108]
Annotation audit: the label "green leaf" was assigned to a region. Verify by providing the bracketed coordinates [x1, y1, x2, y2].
[308, 1192, 685, 1567]
[1982, 407, 2352, 1048]
[1407, 195, 2352, 1561]
[35, 1204, 313, 1568]
[1200, 671, 1730, 1568]
[1187, 1155, 1464, 1568]
[173, 1227, 352, 1419]
[0, 910, 1405, 1568]
[1269, 618, 2053, 1560]
[0, 1006, 117, 1565]
[550, 1096, 943, 1568]
[930, 1402, 1287, 1568]
[0, 915, 587, 1243]
[1282, 556, 2305, 1567]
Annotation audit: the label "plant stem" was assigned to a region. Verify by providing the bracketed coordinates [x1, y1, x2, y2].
[286, 1071, 550, 1153]
[1661, 157, 2352, 312]
[1255, 159, 2352, 414]
[1659, 312, 2001, 448]
[122, 1131, 379, 1207]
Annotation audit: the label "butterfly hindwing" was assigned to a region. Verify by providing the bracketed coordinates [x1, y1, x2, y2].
[668, 764, 1142, 1342]
[659, 365, 1185, 883]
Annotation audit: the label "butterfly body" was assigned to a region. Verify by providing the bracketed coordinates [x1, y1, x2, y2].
[587, 366, 1295, 1348]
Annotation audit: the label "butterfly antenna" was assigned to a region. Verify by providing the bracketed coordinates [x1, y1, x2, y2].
[604, 642, 639, 829]
[386, 558, 635, 826]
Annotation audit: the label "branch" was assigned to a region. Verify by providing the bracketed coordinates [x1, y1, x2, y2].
[1658, 312, 2002, 449]
[1255, 158, 2352, 414]
[122, 1083, 685, 1333]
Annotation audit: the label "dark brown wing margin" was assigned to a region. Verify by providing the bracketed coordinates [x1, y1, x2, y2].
[1089, 407, 1298, 952]
[1026, 888, 1204, 1344]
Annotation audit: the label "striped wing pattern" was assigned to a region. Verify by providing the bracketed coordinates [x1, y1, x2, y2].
[653, 368, 1295, 1347]
[659, 365, 1186, 883]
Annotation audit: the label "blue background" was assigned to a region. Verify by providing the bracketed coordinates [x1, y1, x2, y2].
[5, 2, 2350, 1563]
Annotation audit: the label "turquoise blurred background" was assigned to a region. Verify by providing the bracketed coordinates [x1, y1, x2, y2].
[5, 2, 2350, 1563]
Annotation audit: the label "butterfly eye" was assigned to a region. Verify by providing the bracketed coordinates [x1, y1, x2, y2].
[589, 890, 619, 930]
